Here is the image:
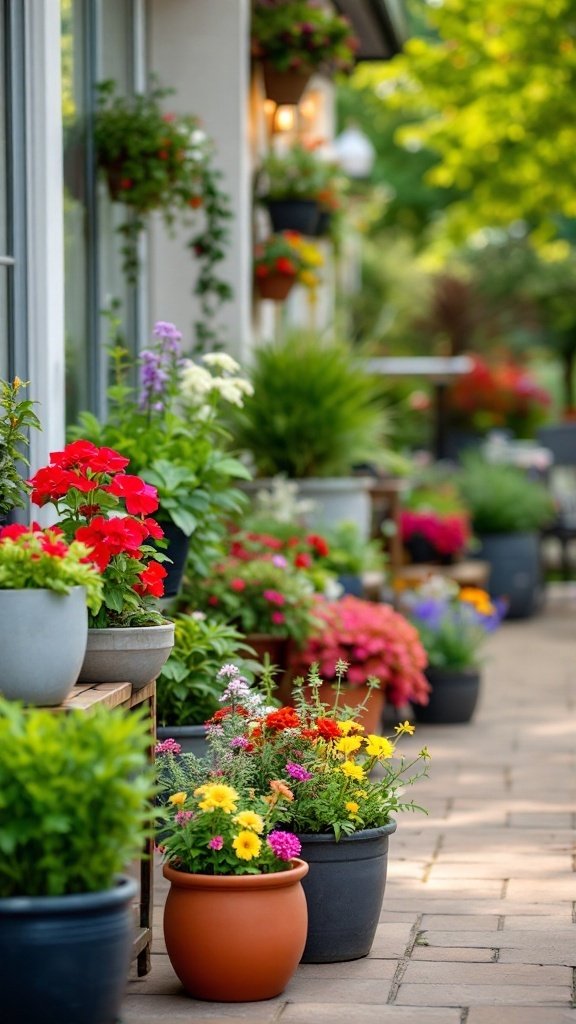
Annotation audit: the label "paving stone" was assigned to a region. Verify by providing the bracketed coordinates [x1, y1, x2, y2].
[467, 1009, 576, 1024]
[279, 1007, 462, 1024]
[402, 962, 571, 985]
[121, 994, 284, 1021]
[420, 914, 500, 931]
[411, 947, 496, 963]
[395, 983, 570, 1006]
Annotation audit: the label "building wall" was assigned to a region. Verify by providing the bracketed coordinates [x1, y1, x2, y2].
[147, 0, 252, 360]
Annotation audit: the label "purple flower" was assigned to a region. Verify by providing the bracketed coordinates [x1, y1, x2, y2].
[285, 761, 313, 781]
[218, 663, 242, 679]
[267, 830, 302, 862]
[154, 320, 183, 342]
[230, 736, 251, 750]
[155, 738, 182, 755]
[411, 597, 448, 632]
[208, 835, 224, 850]
[272, 554, 288, 568]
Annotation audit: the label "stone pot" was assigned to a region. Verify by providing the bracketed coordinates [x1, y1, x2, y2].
[78, 622, 175, 689]
[241, 476, 374, 543]
[0, 587, 88, 705]
[156, 724, 208, 757]
[297, 821, 397, 963]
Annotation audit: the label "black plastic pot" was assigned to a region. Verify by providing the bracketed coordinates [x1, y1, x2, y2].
[266, 199, 320, 236]
[403, 533, 454, 565]
[475, 531, 543, 619]
[297, 821, 397, 963]
[156, 723, 208, 757]
[0, 875, 137, 1024]
[155, 519, 190, 598]
[415, 666, 481, 724]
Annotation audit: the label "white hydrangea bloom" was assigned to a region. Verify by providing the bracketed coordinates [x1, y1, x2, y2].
[201, 352, 241, 375]
[180, 361, 214, 399]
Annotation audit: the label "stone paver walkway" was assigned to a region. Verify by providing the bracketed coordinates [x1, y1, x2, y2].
[122, 588, 576, 1024]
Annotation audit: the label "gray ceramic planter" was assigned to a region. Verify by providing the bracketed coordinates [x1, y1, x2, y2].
[0, 586, 88, 705]
[415, 666, 481, 724]
[78, 622, 175, 689]
[156, 724, 208, 757]
[297, 820, 397, 963]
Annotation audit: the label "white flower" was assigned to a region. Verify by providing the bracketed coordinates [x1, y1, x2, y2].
[210, 377, 252, 407]
[202, 352, 241, 375]
[180, 361, 214, 399]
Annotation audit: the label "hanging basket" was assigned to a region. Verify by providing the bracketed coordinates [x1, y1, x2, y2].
[255, 272, 296, 302]
[262, 62, 312, 105]
[266, 198, 321, 236]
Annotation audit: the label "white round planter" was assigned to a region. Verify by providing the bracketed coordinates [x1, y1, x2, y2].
[0, 587, 88, 705]
[242, 477, 374, 542]
[78, 623, 175, 689]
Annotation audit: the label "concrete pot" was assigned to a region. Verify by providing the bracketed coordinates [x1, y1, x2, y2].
[476, 531, 543, 619]
[0, 587, 88, 705]
[78, 622, 175, 689]
[241, 477, 374, 543]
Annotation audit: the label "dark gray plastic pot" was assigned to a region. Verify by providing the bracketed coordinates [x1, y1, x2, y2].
[156, 724, 208, 757]
[297, 821, 397, 963]
[476, 531, 543, 619]
[0, 875, 137, 1024]
[415, 666, 481, 724]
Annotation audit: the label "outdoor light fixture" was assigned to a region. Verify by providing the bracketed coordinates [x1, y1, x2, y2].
[332, 125, 376, 179]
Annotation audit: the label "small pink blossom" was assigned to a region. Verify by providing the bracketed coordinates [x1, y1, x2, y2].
[155, 738, 182, 755]
[271, 611, 286, 625]
[208, 835, 224, 850]
[263, 588, 285, 606]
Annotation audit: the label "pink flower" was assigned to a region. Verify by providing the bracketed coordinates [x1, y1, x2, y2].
[155, 738, 182, 755]
[285, 761, 313, 781]
[208, 835, 224, 850]
[267, 830, 301, 861]
[263, 589, 285, 606]
[271, 611, 286, 625]
[175, 811, 193, 826]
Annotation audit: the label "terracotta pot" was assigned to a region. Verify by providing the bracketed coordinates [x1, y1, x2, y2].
[255, 272, 295, 301]
[262, 62, 312, 105]
[163, 859, 308, 1001]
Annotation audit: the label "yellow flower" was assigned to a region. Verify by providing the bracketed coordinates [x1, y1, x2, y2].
[12, 376, 22, 391]
[298, 269, 319, 288]
[355, 789, 368, 799]
[198, 784, 238, 814]
[459, 587, 495, 616]
[193, 785, 209, 796]
[232, 830, 262, 861]
[335, 735, 362, 756]
[340, 762, 365, 781]
[339, 720, 364, 735]
[365, 735, 395, 759]
[345, 801, 359, 814]
[233, 811, 264, 833]
[394, 720, 415, 736]
[168, 792, 187, 807]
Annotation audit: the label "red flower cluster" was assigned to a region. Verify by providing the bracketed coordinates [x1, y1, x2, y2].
[400, 509, 470, 559]
[28, 440, 168, 624]
[448, 356, 550, 433]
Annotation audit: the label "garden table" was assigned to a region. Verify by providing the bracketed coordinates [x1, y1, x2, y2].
[49, 678, 156, 976]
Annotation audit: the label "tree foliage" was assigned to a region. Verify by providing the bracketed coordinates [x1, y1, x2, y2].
[355, 0, 576, 235]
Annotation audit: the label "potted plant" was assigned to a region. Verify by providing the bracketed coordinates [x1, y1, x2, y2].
[400, 483, 471, 565]
[289, 594, 431, 729]
[94, 80, 231, 346]
[164, 662, 430, 964]
[254, 231, 323, 301]
[156, 613, 259, 753]
[251, 0, 359, 105]
[0, 377, 41, 523]
[179, 542, 320, 672]
[71, 320, 252, 596]
[456, 455, 554, 618]
[256, 144, 335, 235]
[156, 738, 308, 1001]
[0, 697, 153, 1024]
[230, 331, 391, 540]
[28, 439, 175, 686]
[404, 575, 505, 723]
[0, 524, 103, 705]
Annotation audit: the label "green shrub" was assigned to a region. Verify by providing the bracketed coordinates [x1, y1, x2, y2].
[457, 456, 554, 534]
[156, 614, 259, 727]
[231, 333, 389, 478]
[0, 700, 154, 897]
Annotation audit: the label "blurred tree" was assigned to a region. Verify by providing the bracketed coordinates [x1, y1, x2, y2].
[354, 0, 576, 237]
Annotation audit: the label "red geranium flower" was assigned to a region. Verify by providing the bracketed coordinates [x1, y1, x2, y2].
[315, 717, 342, 741]
[107, 474, 159, 516]
[265, 707, 301, 731]
[28, 466, 81, 505]
[134, 560, 167, 598]
[49, 439, 100, 468]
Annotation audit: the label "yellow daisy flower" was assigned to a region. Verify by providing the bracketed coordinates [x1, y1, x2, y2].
[394, 720, 415, 736]
[335, 735, 362, 756]
[233, 810, 264, 833]
[198, 783, 239, 814]
[365, 735, 395, 760]
[340, 762, 365, 781]
[168, 792, 187, 807]
[345, 801, 360, 814]
[232, 830, 262, 861]
[339, 720, 365, 735]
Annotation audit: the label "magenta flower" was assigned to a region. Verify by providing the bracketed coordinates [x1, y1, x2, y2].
[271, 611, 286, 625]
[208, 835, 224, 850]
[285, 761, 313, 781]
[263, 589, 285, 606]
[175, 810, 193, 826]
[267, 830, 301, 861]
[155, 738, 182, 755]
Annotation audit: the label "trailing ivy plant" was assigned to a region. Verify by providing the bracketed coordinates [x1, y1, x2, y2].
[94, 78, 233, 349]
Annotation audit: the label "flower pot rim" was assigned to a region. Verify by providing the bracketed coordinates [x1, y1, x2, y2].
[163, 857, 308, 890]
[296, 821, 397, 843]
[0, 874, 137, 915]
[0, 585, 85, 597]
